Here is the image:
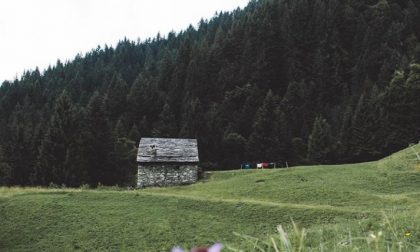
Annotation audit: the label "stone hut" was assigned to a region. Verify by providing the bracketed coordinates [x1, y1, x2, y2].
[136, 138, 199, 188]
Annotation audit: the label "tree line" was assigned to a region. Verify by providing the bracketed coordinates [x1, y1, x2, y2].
[1, 0, 420, 187]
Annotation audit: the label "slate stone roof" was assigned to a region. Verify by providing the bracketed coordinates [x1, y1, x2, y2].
[137, 138, 199, 163]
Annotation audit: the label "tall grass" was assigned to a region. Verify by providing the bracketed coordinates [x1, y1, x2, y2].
[227, 212, 419, 251]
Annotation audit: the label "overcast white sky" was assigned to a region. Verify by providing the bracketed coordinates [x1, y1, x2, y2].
[0, 0, 248, 83]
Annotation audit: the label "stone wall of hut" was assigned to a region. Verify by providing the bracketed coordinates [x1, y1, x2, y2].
[137, 164, 198, 188]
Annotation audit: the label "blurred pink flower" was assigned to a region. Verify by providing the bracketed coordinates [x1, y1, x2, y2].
[171, 243, 223, 252]
[171, 247, 185, 252]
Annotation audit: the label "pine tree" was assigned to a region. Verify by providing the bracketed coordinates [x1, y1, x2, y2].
[63, 136, 88, 187]
[105, 73, 129, 121]
[222, 131, 246, 167]
[180, 97, 204, 138]
[113, 137, 137, 186]
[138, 116, 150, 138]
[82, 92, 116, 186]
[349, 85, 382, 160]
[114, 118, 127, 138]
[0, 145, 12, 186]
[153, 102, 177, 137]
[35, 92, 78, 185]
[276, 110, 292, 161]
[307, 116, 334, 163]
[6, 104, 31, 185]
[281, 81, 306, 137]
[291, 137, 307, 163]
[128, 124, 141, 143]
[127, 72, 161, 124]
[381, 64, 420, 149]
[248, 90, 281, 161]
[157, 49, 175, 92]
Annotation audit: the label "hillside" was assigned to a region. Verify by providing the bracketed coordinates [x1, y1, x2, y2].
[1, 0, 420, 187]
[1, 145, 419, 251]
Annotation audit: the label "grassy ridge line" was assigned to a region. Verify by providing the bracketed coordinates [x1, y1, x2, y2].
[0, 189, 368, 251]
[0, 187, 374, 213]
[141, 191, 375, 214]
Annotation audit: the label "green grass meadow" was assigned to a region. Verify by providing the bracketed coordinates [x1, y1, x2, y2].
[1, 145, 420, 251]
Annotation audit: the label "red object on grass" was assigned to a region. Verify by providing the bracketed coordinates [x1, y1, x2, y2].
[262, 162, 269, 168]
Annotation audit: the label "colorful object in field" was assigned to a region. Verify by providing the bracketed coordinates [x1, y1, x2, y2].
[244, 163, 252, 169]
[242, 162, 279, 169]
[172, 243, 224, 252]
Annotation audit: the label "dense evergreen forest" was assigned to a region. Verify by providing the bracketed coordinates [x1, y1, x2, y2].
[1, 0, 420, 187]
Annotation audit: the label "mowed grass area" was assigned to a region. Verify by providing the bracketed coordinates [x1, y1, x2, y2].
[1, 145, 420, 251]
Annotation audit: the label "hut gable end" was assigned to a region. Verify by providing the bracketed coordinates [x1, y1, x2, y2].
[137, 138, 199, 163]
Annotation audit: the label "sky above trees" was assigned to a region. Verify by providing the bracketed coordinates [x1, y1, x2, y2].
[0, 0, 248, 83]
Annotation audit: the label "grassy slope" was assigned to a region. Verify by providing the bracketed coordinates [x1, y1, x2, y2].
[1, 145, 420, 251]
